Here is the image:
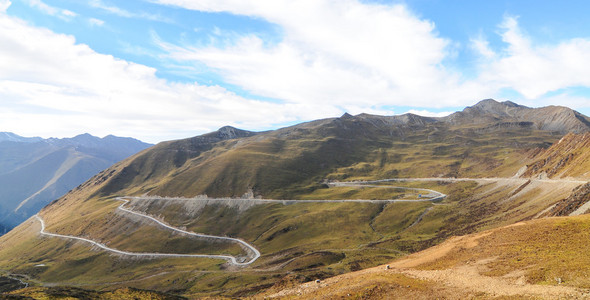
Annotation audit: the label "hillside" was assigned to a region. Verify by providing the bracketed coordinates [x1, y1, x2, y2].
[0, 134, 151, 234]
[266, 214, 590, 299]
[0, 99, 589, 298]
[523, 132, 590, 179]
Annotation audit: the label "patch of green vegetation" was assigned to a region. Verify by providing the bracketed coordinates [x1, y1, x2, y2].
[7, 286, 186, 300]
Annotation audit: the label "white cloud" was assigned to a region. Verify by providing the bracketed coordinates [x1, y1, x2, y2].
[4, 1, 590, 143]
[471, 34, 495, 59]
[153, 2, 590, 114]
[25, 0, 77, 20]
[0, 0, 10, 13]
[405, 110, 453, 118]
[0, 13, 316, 143]
[88, 0, 130, 17]
[476, 16, 590, 100]
[153, 0, 492, 109]
[89, 0, 172, 23]
[88, 17, 104, 26]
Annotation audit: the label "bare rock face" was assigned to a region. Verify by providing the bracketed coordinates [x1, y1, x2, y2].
[216, 126, 252, 140]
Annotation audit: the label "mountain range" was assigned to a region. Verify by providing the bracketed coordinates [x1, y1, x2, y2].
[2, 99, 590, 298]
[89, 99, 586, 200]
[0, 133, 151, 234]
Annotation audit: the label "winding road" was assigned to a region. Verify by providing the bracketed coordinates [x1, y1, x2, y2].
[34, 180, 447, 266]
[35, 213, 257, 266]
[35, 197, 260, 266]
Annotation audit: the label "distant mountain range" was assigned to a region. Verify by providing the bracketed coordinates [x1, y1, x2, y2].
[0, 132, 43, 143]
[0, 133, 151, 234]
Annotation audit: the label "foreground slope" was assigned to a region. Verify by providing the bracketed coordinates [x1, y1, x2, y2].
[266, 214, 590, 299]
[0, 99, 589, 298]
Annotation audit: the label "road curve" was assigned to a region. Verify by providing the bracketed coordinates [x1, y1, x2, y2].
[328, 181, 446, 201]
[34, 180, 447, 266]
[35, 211, 259, 266]
[116, 197, 261, 265]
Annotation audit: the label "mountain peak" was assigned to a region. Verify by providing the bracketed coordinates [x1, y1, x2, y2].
[442, 99, 590, 134]
[470, 99, 508, 113]
[469, 99, 528, 112]
[340, 112, 354, 119]
[215, 126, 256, 140]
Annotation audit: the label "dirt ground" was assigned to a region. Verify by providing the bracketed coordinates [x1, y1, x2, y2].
[261, 221, 590, 299]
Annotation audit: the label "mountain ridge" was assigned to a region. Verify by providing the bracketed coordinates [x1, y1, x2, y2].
[442, 99, 590, 134]
[0, 132, 42, 143]
[71, 99, 590, 201]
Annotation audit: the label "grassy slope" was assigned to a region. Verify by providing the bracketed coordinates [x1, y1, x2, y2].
[0, 178, 580, 298]
[7, 286, 187, 299]
[95, 114, 562, 201]
[269, 214, 590, 299]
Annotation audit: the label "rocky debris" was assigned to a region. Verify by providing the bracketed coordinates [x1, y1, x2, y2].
[540, 183, 590, 217]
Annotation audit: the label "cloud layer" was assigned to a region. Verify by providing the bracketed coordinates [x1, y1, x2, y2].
[156, 0, 491, 109]
[475, 16, 590, 101]
[0, 9, 298, 142]
[156, 0, 590, 111]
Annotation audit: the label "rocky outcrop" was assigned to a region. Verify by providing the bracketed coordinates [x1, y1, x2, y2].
[523, 133, 590, 179]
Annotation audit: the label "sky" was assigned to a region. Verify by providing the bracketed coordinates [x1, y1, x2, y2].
[1, 0, 590, 143]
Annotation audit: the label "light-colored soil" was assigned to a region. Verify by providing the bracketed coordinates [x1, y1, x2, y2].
[264, 220, 590, 299]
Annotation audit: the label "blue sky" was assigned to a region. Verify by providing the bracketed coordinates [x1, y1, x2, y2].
[1, 0, 590, 142]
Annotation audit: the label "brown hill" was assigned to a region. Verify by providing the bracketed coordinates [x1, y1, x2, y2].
[524, 132, 590, 179]
[444, 99, 590, 134]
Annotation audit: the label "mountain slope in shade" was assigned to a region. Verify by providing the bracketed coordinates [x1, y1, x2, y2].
[0, 133, 152, 233]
